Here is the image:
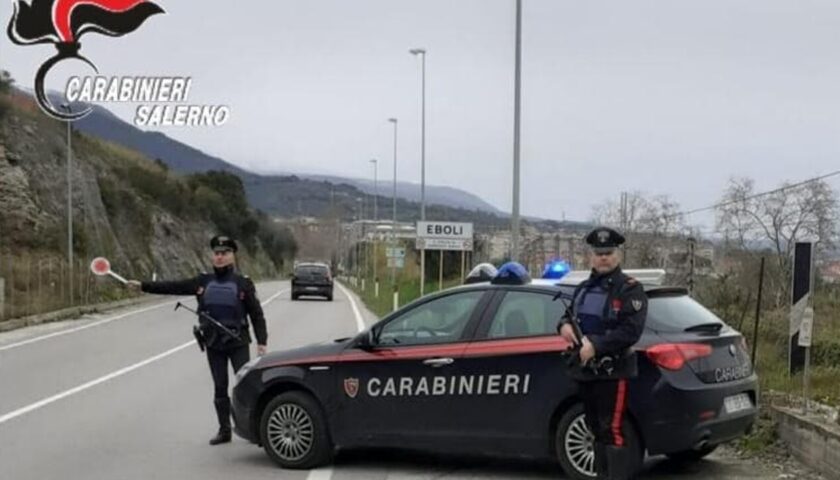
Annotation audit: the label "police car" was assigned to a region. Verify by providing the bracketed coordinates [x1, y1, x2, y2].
[231, 263, 758, 479]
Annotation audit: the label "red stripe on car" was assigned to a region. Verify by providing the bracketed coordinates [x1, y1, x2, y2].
[266, 335, 573, 368]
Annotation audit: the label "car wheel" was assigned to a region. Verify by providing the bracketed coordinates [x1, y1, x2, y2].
[326, 292, 333, 301]
[554, 403, 643, 480]
[666, 444, 718, 462]
[291, 293, 298, 301]
[260, 391, 332, 469]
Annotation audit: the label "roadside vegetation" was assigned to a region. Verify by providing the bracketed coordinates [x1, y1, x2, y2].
[0, 69, 296, 321]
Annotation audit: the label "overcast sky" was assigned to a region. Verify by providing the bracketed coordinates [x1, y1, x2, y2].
[3, 0, 840, 229]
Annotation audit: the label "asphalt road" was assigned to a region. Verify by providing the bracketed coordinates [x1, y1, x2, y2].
[0, 280, 782, 480]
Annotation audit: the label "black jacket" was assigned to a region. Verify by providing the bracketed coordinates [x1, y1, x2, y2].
[562, 267, 647, 357]
[141, 269, 268, 346]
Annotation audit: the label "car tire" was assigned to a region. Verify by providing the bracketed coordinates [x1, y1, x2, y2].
[326, 291, 333, 301]
[291, 293, 298, 301]
[554, 403, 643, 480]
[666, 444, 718, 462]
[260, 391, 333, 469]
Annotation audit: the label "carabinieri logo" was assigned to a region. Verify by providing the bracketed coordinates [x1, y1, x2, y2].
[7, 0, 164, 121]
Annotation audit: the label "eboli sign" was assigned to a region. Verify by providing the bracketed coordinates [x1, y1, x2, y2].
[416, 221, 473, 252]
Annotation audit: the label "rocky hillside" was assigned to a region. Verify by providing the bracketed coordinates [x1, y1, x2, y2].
[0, 84, 294, 319]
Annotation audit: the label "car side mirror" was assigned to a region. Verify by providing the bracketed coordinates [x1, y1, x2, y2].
[356, 330, 377, 351]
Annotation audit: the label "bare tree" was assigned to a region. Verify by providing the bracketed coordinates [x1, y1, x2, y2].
[591, 192, 687, 268]
[716, 176, 838, 296]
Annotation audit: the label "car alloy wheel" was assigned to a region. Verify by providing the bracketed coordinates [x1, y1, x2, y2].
[266, 403, 315, 462]
[565, 413, 596, 478]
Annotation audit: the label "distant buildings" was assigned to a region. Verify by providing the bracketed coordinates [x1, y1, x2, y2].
[820, 260, 840, 283]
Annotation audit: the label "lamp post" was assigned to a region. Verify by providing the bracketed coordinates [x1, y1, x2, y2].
[410, 47, 428, 295]
[370, 158, 379, 293]
[59, 103, 74, 304]
[409, 48, 427, 220]
[388, 118, 398, 309]
[387, 119, 398, 285]
[511, 0, 522, 262]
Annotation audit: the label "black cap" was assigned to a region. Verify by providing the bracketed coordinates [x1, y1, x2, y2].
[584, 227, 625, 253]
[210, 235, 238, 253]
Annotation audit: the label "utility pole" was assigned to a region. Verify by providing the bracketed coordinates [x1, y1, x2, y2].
[370, 159, 378, 291]
[60, 104, 74, 304]
[510, 0, 523, 262]
[567, 237, 575, 269]
[688, 236, 696, 295]
[388, 118, 398, 289]
[620, 191, 628, 264]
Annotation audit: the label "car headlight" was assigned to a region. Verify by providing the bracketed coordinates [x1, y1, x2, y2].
[234, 357, 261, 386]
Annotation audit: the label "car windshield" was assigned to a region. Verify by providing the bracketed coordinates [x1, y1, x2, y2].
[296, 266, 328, 276]
[646, 294, 725, 332]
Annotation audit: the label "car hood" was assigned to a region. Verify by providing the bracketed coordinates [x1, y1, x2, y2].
[257, 336, 354, 366]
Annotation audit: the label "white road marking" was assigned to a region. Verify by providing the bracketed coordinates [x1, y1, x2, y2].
[303, 282, 368, 480]
[306, 467, 334, 480]
[335, 281, 367, 333]
[0, 299, 179, 352]
[0, 341, 195, 425]
[0, 287, 287, 426]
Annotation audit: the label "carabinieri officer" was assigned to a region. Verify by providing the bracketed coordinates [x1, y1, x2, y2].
[126, 235, 268, 445]
[558, 227, 647, 479]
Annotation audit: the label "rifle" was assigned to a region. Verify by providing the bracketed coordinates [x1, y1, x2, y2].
[174, 302, 241, 351]
[553, 291, 618, 377]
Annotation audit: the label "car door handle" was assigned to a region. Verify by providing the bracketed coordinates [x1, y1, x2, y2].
[423, 357, 454, 367]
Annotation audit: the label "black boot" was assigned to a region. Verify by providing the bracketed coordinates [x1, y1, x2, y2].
[605, 445, 635, 480]
[210, 398, 232, 446]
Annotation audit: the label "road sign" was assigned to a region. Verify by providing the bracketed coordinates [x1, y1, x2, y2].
[798, 307, 814, 347]
[416, 221, 473, 252]
[789, 242, 814, 374]
[417, 238, 473, 251]
[386, 247, 406, 258]
[387, 258, 405, 268]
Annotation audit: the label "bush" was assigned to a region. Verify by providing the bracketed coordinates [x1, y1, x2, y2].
[257, 220, 297, 269]
[104, 160, 192, 219]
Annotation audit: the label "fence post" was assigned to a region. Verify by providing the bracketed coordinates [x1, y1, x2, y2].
[0, 277, 5, 321]
[751, 257, 765, 366]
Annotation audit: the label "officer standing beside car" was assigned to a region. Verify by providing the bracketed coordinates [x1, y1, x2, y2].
[126, 235, 268, 445]
[558, 227, 648, 480]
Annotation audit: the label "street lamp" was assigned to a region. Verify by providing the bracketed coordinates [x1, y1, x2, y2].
[511, 0, 523, 262]
[409, 48, 427, 221]
[387, 118, 398, 288]
[356, 197, 363, 283]
[369, 158, 379, 288]
[410, 47, 428, 296]
[59, 103, 74, 304]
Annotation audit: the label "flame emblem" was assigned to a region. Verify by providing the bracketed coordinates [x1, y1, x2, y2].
[7, 0, 164, 120]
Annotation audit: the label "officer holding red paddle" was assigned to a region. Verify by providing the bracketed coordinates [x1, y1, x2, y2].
[125, 235, 267, 445]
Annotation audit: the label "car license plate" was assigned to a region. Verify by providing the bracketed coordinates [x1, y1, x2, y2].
[724, 393, 752, 414]
[305, 286, 318, 291]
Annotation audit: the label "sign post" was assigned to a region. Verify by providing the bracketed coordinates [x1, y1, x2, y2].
[799, 307, 814, 413]
[416, 221, 474, 295]
[789, 242, 815, 375]
[439, 251, 444, 291]
[460, 251, 465, 283]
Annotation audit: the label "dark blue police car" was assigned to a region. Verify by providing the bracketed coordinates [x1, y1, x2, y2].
[231, 265, 758, 479]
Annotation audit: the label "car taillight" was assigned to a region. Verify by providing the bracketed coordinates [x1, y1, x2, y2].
[646, 343, 712, 371]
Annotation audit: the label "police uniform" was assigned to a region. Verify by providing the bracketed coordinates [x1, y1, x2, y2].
[140, 236, 267, 445]
[560, 227, 647, 480]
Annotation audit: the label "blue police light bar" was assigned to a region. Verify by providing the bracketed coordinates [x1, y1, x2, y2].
[491, 261, 532, 285]
[542, 259, 571, 279]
